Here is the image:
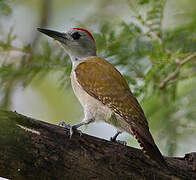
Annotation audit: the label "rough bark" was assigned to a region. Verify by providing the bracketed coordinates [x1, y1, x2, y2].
[0, 110, 196, 180]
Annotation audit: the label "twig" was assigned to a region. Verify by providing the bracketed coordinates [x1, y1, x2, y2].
[179, 53, 196, 66]
[0, 46, 29, 53]
[127, 0, 166, 44]
[0, 0, 52, 110]
[159, 68, 180, 89]
[159, 53, 196, 89]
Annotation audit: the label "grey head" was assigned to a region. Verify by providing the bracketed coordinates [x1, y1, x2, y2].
[37, 27, 96, 61]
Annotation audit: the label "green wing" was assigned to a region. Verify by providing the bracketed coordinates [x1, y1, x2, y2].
[75, 57, 147, 128]
[75, 56, 166, 166]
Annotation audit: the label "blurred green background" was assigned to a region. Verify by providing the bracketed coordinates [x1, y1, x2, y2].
[0, 0, 196, 157]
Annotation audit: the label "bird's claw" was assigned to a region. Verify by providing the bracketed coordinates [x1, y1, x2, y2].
[110, 136, 116, 142]
[110, 137, 127, 146]
[58, 121, 68, 127]
[116, 140, 127, 146]
[69, 125, 82, 138]
[58, 121, 83, 139]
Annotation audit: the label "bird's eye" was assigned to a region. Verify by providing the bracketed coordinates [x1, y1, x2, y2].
[72, 32, 81, 40]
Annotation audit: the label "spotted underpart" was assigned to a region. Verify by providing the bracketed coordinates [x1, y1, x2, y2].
[75, 56, 166, 167]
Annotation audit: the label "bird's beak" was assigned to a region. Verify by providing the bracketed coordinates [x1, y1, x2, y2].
[37, 28, 66, 43]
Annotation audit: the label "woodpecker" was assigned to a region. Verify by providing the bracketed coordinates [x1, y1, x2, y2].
[37, 27, 166, 166]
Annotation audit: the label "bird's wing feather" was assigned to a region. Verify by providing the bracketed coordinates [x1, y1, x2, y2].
[75, 57, 165, 166]
[75, 57, 147, 128]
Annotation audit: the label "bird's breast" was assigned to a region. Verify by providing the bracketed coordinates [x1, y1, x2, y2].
[70, 70, 112, 122]
[70, 70, 128, 132]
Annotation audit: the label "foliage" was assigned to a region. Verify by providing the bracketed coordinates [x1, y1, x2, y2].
[0, 0, 196, 156]
[0, 0, 12, 16]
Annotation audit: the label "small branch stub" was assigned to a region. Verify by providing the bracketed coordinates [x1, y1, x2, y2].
[159, 53, 196, 89]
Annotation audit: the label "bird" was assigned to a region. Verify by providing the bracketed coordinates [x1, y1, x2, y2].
[37, 27, 166, 167]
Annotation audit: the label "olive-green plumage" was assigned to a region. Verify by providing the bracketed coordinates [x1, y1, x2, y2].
[75, 57, 166, 166]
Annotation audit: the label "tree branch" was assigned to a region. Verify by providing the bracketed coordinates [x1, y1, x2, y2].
[159, 53, 196, 89]
[0, 110, 196, 179]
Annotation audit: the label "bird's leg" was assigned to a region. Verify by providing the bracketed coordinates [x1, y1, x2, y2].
[59, 118, 94, 139]
[58, 122, 83, 138]
[110, 131, 121, 142]
[110, 131, 127, 145]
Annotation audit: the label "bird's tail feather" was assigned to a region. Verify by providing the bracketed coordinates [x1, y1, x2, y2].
[132, 126, 167, 167]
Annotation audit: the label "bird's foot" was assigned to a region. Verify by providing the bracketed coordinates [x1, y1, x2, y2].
[110, 136, 127, 146]
[58, 121, 82, 138]
[110, 131, 127, 146]
[116, 140, 127, 146]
